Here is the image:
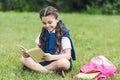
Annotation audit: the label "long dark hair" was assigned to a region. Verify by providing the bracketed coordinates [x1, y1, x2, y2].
[39, 6, 63, 54]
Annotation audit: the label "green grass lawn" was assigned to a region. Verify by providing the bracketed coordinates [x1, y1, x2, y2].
[0, 12, 120, 80]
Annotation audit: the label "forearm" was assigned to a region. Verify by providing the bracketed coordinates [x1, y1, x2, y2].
[52, 48, 71, 60]
[52, 53, 71, 60]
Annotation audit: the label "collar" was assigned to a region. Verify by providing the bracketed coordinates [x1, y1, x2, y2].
[48, 29, 55, 33]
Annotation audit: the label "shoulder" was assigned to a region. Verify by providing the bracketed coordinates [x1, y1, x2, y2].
[62, 37, 69, 41]
[35, 33, 41, 45]
[61, 36, 71, 49]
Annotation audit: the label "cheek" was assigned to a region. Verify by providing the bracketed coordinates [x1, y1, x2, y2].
[43, 25, 46, 28]
[52, 24, 57, 29]
[52, 22, 58, 27]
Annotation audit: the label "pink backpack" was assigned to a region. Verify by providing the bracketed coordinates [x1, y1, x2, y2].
[79, 56, 117, 80]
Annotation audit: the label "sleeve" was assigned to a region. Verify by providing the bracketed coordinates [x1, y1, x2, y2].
[61, 37, 71, 50]
[35, 33, 41, 45]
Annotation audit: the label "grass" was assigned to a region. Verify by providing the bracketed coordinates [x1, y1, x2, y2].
[0, 11, 120, 80]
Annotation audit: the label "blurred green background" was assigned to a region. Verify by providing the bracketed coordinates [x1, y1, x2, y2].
[0, 0, 120, 14]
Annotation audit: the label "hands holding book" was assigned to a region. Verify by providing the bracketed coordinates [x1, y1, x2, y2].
[42, 53, 53, 61]
[20, 45, 30, 58]
[19, 45, 53, 62]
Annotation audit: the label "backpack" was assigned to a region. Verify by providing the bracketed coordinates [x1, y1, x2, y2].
[72, 56, 117, 80]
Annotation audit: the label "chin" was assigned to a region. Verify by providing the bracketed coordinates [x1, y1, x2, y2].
[47, 30, 52, 32]
[48, 29, 54, 32]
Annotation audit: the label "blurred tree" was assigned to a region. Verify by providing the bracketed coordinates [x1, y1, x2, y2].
[1, 0, 8, 11]
[0, 0, 120, 14]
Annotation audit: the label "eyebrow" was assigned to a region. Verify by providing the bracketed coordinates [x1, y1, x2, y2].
[42, 20, 52, 23]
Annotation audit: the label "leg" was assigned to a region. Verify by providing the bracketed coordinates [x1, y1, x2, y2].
[45, 58, 70, 71]
[20, 56, 48, 72]
[45, 58, 70, 77]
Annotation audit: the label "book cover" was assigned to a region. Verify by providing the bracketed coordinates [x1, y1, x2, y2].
[27, 47, 45, 63]
[75, 72, 100, 80]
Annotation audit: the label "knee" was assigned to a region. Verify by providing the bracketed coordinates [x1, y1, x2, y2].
[20, 57, 26, 64]
[56, 58, 70, 70]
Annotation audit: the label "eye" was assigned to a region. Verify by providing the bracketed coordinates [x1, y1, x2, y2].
[42, 22, 46, 25]
[48, 21, 52, 24]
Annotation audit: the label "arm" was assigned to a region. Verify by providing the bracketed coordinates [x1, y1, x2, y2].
[43, 48, 71, 61]
[19, 45, 30, 58]
[51, 48, 71, 60]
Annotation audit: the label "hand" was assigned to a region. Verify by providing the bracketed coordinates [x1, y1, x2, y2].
[19, 45, 29, 58]
[42, 53, 53, 61]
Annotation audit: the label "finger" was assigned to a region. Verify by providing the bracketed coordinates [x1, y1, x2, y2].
[22, 52, 29, 57]
[41, 57, 45, 60]
[43, 54, 47, 57]
[19, 45, 27, 51]
[21, 50, 28, 55]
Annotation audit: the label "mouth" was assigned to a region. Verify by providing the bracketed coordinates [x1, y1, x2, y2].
[45, 28, 52, 32]
[46, 28, 51, 31]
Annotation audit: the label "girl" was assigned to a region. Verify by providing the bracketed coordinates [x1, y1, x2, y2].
[20, 6, 76, 77]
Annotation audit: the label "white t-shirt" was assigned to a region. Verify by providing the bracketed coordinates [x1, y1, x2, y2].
[35, 32, 71, 54]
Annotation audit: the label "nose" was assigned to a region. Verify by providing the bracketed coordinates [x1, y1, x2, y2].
[45, 23, 49, 28]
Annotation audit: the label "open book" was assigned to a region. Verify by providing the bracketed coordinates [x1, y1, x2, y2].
[27, 47, 45, 63]
[20, 45, 45, 63]
[75, 72, 100, 79]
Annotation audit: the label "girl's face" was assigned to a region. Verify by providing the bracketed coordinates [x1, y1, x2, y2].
[41, 15, 59, 32]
